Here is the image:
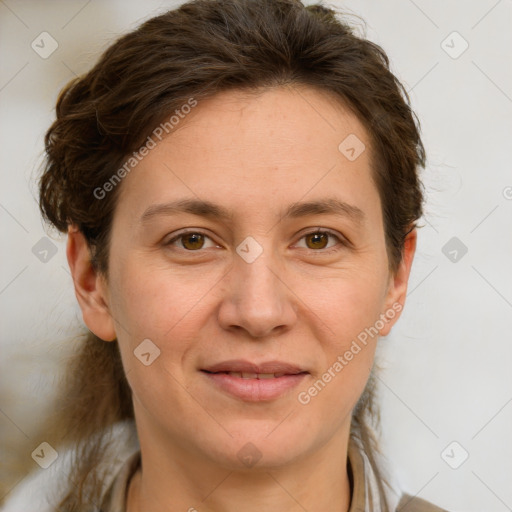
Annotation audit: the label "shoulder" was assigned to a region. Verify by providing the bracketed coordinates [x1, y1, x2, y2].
[0, 447, 73, 512]
[346, 437, 451, 512]
[0, 421, 138, 512]
[397, 492, 450, 512]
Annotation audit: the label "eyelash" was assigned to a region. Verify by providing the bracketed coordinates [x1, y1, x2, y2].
[165, 228, 347, 255]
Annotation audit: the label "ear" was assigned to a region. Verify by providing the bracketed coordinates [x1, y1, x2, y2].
[66, 225, 116, 341]
[379, 228, 417, 336]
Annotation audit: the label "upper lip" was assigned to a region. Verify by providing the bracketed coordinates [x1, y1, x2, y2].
[202, 359, 307, 375]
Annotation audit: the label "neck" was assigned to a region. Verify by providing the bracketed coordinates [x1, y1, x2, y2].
[127, 427, 352, 512]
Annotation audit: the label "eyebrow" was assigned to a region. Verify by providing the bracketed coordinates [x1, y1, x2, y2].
[140, 197, 365, 224]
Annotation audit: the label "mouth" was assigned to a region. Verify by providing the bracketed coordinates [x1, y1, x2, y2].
[203, 371, 295, 379]
[200, 360, 309, 401]
[202, 359, 307, 375]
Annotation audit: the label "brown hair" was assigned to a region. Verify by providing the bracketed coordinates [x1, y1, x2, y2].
[37, 0, 425, 509]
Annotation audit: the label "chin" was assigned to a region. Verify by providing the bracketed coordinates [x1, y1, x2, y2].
[198, 425, 315, 471]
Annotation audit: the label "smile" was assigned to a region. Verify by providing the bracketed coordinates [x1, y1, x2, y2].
[216, 371, 287, 379]
[201, 368, 308, 401]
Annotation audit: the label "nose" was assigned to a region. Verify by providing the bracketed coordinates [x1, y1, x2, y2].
[217, 249, 298, 339]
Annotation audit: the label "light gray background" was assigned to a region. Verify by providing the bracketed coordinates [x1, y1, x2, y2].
[1, 1, 511, 511]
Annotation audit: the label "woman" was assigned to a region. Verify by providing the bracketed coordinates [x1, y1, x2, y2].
[2, 0, 449, 510]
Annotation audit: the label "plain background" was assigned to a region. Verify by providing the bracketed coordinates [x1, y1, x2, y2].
[0, 1, 511, 510]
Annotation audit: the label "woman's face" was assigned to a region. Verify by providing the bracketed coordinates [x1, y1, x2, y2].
[76, 86, 415, 470]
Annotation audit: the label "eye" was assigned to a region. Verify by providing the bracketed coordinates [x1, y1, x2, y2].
[165, 231, 218, 251]
[164, 229, 347, 254]
[295, 229, 345, 253]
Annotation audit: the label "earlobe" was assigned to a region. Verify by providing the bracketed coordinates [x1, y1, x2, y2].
[66, 225, 117, 341]
[379, 228, 417, 337]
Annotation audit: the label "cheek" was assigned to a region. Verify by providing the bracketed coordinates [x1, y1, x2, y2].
[298, 271, 385, 403]
[314, 285, 379, 388]
[107, 260, 215, 404]
[296, 285, 378, 433]
[312, 270, 389, 346]
[109, 261, 214, 425]
[110, 258, 223, 343]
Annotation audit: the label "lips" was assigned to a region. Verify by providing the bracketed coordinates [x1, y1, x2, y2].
[217, 372, 286, 379]
[201, 360, 308, 401]
[202, 359, 307, 375]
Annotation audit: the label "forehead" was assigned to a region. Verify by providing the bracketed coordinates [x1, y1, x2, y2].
[115, 85, 379, 222]
[165, 85, 370, 168]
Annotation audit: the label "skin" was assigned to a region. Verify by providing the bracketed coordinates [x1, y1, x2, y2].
[67, 85, 416, 512]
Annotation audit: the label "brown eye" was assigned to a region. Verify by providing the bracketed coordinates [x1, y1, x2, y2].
[304, 232, 329, 250]
[180, 233, 205, 250]
[165, 230, 218, 253]
[295, 230, 345, 253]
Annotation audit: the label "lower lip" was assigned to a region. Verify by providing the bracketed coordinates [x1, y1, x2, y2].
[202, 371, 308, 402]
